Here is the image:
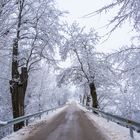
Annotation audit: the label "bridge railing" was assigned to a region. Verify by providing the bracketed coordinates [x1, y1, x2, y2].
[0, 104, 65, 138]
[83, 105, 140, 138]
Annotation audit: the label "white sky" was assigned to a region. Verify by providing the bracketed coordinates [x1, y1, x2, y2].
[56, 0, 136, 53]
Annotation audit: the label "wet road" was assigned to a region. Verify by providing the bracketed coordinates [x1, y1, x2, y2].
[25, 104, 107, 140]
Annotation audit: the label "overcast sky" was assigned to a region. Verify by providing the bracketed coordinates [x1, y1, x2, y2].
[57, 0, 136, 53]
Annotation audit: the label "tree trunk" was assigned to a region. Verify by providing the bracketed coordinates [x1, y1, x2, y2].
[10, 67, 28, 131]
[18, 67, 28, 129]
[9, 0, 26, 131]
[86, 95, 91, 106]
[10, 40, 21, 131]
[89, 82, 98, 108]
[10, 39, 21, 131]
[10, 39, 28, 131]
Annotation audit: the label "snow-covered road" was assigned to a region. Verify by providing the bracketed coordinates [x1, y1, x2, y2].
[4, 103, 139, 140]
[24, 104, 107, 140]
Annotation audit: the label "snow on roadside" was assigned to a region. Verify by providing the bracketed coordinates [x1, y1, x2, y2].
[78, 104, 140, 140]
[1, 105, 68, 140]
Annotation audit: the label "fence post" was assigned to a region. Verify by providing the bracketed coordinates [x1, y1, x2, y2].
[39, 114, 41, 119]
[0, 127, 2, 139]
[46, 111, 48, 115]
[25, 119, 28, 126]
[129, 126, 134, 138]
[107, 116, 109, 122]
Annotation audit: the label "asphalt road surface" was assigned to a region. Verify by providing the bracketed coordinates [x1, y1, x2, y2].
[25, 104, 107, 140]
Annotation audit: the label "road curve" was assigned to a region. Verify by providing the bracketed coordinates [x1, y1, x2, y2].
[25, 104, 107, 140]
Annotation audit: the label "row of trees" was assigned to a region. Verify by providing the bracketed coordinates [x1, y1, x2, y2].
[57, 23, 140, 120]
[58, 23, 116, 108]
[0, 0, 140, 137]
[58, 0, 140, 120]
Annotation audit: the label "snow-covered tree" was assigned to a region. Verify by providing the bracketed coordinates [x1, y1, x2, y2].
[106, 46, 140, 120]
[86, 0, 140, 32]
[25, 63, 71, 114]
[0, 0, 64, 131]
[58, 23, 116, 108]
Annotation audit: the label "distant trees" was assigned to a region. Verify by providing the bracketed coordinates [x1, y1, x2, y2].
[25, 64, 71, 115]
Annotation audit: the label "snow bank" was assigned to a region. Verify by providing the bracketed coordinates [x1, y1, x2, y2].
[78, 105, 140, 140]
[1, 105, 68, 140]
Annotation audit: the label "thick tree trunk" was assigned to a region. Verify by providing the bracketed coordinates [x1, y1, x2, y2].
[89, 83, 98, 108]
[9, 0, 26, 131]
[10, 39, 28, 131]
[18, 67, 28, 129]
[10, 39, 21, 131]
[10, 67, 28, 131]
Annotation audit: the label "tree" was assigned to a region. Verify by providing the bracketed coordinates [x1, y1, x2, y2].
[0, 0, 64, 131]
[25, 63, 71, 115]
[58, 23, 115, 108]
[106, 46, 140, 119]
[85, 0, 140, 117]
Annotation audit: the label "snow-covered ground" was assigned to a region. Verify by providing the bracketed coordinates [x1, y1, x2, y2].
[1, 105, 68, 140]
[78, 104, 140, 140]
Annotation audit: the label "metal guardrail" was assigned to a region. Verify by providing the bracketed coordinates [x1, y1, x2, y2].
[0, 104, 65, 129]
[1, 104, 139, 139]
[83, 105, 140, 138]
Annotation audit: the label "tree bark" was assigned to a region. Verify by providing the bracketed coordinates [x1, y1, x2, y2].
[10, 39, 21, 131]
[18, 67, 28, 129]
[10, 39, 28, 131]
[10, 66, 28, 131]
[89, 82, 98, 108]
[9, 0, 27, 131]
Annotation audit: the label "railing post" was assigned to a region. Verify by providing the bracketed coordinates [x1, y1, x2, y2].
[0, 127, 2, 138]
[25, 119, 28, 126]
[39, 114, 41, 119]
[129, 126, 134, 139]
[107, 116, 109, 122]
